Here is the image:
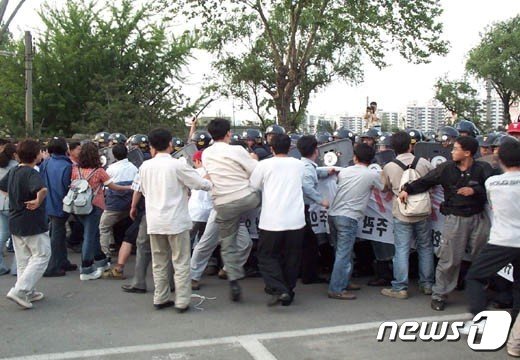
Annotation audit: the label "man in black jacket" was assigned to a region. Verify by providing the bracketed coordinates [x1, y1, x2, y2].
[399, 136, 492, 311]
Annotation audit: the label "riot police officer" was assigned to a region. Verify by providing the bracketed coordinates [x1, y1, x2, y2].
[243, 128, 271, 160]
[265, 124, 285, 145]
[190, 130, 212, 150]
[332, 127, 356, 144]
[436, 126, 459, 147]
[108, 133, 127, 146]
[455, 119, 479, 137]
[171, 137, 185, 153]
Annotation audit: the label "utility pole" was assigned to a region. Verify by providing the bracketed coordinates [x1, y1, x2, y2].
[24, 31, 33, 136]
[485, 75, 492, 129]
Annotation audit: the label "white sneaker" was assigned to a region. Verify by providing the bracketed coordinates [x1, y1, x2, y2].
[27, 291, 44, 302]
[6, 288, 33, 309]
[459, 319, 486, 335]
[80, 268, 103, 281]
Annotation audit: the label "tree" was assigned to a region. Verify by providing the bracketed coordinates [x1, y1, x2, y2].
[434, 77, 484, 128]
[466, 15, 520, 125]
[179, 0, 448, 131]
[0, 36, 24, 136]
[0, 0, 26, 45]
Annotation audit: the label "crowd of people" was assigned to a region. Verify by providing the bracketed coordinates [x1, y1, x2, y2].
[1, 116, 520, 355]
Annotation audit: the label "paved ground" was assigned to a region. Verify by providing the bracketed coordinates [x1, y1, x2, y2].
[0, 252, 510, 359]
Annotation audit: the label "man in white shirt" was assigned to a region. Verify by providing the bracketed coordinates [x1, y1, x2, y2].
[250, 134, 305, 307]
[137, 128, 212, 312]
[202, 118, 260, 302]
[463, 140, 520, 341]
[327, 143, 384, 300]
[99, 144, 138, 259]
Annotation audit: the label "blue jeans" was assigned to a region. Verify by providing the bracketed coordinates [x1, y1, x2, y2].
[0, 210, 10, 273]
[76, 206, 106, 273]
[391, 218, 434, 291]
[328, 215, 358, 293]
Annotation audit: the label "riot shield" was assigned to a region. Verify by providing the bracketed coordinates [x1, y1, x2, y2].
[172, 143, 197, 167]
[413, 142, 452, 168]
[127, 148, 145, 168]
[99, 147, 115, 169]
[316, 139, 353, 168]
[374, 149, 396, 166]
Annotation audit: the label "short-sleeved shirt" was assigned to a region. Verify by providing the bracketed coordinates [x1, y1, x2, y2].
[0, 165, 48, 236]
[71, 167, 112, 210]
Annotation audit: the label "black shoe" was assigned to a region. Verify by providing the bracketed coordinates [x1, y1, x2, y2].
[175, 306, 189, 313]
[367, 278, 392, 287]
[264, 286, 276, 295]
[43, 269, 66, 277]
[62, 263, 78, 272]
[230, 281, 241, 302]
[431, 299, 445, 311]
[121, 284, 146, 294]
[154, 300, 175, 310]
[280, 293, 293, 306]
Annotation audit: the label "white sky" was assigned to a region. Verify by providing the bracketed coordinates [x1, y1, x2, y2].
[6, 0, 520, 122]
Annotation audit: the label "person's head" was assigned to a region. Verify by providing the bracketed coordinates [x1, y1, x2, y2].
[0, 142, 17, 168]
[498, 140, 520, 169]
[370, 101, 377, 112]
[207, 118, 231, 142]
[47, 137, 68, 156]
[390, 131, 412, 155]
[78, 141, 102, 168]
[192, 150, 203, 168]
[361, 137, 375, 147]
[270, 134, 291, 155]
[17, 139, 41, 165]
[148, 128, 173, 155]
[451, 136, 478, 162]
[297, 135, 319, 160]
[112, 143, 128, 161]
[68, 142, 81, 161]
[353, 143, 376, 165]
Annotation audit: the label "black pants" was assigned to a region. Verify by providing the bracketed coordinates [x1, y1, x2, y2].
[258, 228, 304, 294]
[45, 216, 71, 274]
[466, 244, 520, 318]
[301, 206, 321, 282]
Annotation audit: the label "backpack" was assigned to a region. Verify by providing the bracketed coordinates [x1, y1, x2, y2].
[392, 157, 432, 217]
[62, 168, 100, 215]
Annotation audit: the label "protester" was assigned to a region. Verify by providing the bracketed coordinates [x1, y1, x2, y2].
[462, 140, 520, 337]
[202, 118, 260, 302]
[73, 142, 131, 280]
[327, 143, 384, 300]
[137, 128, 211, 312]
[250, 134, 305, 306]
[40, 137, 77, 277]
[68, 141, 81, 165]
[381, 131, 434, 299]
[399, 136, 492, 311]
[0, 142, 18, 275]
[0, 140, 50, 309]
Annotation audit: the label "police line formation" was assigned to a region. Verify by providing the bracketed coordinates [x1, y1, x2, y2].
[1, 117, 520, 354]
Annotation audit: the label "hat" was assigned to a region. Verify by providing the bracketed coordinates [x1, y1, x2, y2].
[508, 122, 520, 134]
[192, 150, 203, 162]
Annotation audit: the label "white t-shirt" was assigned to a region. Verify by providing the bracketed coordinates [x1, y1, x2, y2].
[107, 158, 138, 183]
[329, 164, 384, 220]
[486, 171, 520, 248]
[250, 156, 305, 231]
[188, 168, 213, 222]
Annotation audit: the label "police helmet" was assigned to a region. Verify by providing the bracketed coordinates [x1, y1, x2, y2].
[315, 132, 333, 145]
[108, 133, 127, 145]
[455, 119, 479, 137]
[407, 128, 424, 144]
[333, 127, 356, 143]
[190, 130, 212, 150]
[493, 134, 518, 147]
[242, 129, 263, 144]
[129, 134, 149, 150]
[436, 126, 459, 143]
[265, 124, 286, 135]
[171, 137, 185, 152]
[360, 128, 381, 140]
[94, 132, 110, 145]
[378, 132, 393, 148]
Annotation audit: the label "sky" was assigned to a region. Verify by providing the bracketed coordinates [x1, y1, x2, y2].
[5, 0, 520, 122]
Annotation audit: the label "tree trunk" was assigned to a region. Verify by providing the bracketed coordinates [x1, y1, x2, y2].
[501, 92, 511, 126]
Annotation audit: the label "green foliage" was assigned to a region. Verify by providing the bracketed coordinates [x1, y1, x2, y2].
[434, 77, 483, 128]
[0, 37, 24, 136]
[466, 15, 520, 125]
[178, 0, 448, 131]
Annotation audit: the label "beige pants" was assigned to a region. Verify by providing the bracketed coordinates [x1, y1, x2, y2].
[509, 316, 520, 354]
[99, 210, 129, 257]
[149, 231, 191, 309]
[12, 232, 51, 293]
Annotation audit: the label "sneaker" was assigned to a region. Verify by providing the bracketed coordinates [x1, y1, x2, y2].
[191, 279, 201, 290]
[381, 288, 409, 299]
[6, 288, 32, 309]
[121, 284, 146, 294]
[80, 268, 103, 281]
[459, 320, 486, 335]
[419, 285, 433, 295]
[101, 268, 126, 280]
[431, 299, 445, 311]
[328, 291, 357, 300]
[27, 291, 44, 302]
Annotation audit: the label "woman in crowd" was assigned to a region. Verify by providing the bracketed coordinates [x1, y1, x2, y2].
[0, 141, 18, 275]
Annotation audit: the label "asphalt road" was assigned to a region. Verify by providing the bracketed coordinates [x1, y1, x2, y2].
[0, 252, 510, 359]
